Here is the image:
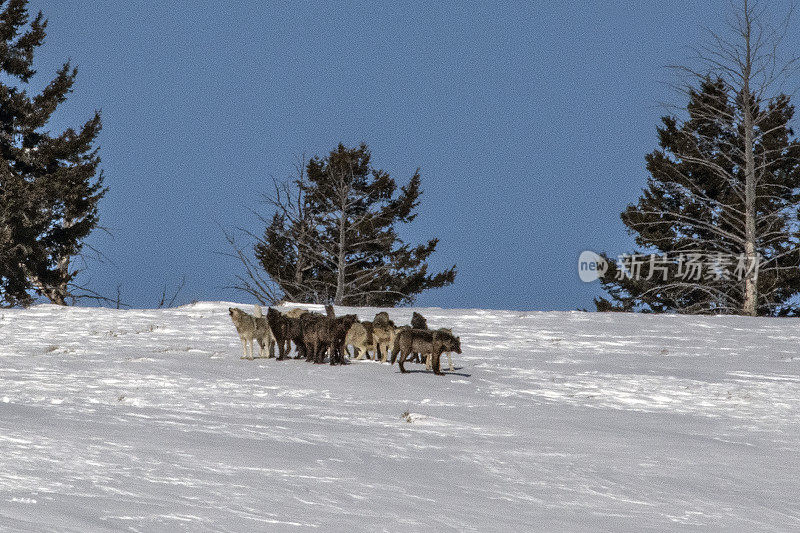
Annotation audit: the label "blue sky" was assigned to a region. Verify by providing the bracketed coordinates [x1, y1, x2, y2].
[27, 0, 797, 310]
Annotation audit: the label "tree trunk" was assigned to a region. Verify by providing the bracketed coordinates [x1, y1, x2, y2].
[741, 1, 758, 317]
[334, 212, 346, 306]
[27, 272, 68, 306]
[742, 107, 758, 316]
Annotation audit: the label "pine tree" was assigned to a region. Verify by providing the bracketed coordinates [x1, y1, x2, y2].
[0, 0, 105, 307]
[250, 144, 456, 306]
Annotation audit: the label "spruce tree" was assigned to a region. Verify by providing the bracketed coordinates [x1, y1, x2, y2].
[252, 144, 456, 306]
[596, 77, 800, 315]
[0, 0, 105, 306]
[597, 1, 800, 316]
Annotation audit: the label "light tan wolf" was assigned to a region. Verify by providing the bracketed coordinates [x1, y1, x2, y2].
[229, 305, 275, 359]
[371, 312, 396, 363]
[346, 321, 372, 359]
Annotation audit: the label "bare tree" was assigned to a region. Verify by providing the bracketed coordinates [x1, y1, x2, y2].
[222, 157, 318, 305]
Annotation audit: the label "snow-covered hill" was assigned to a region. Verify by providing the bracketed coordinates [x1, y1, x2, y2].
[1, 302, 799, 531]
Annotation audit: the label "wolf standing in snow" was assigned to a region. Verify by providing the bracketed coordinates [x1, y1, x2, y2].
[266, 307, 308, 360]
[372, 312, 396, 363]
[345, 321, 372, 360]
[228, 305, 275, 359]
[302, 313, 358, 364]
[407, 311, 429, 363]
[391, 328, 461, 375]
[426, 328, 457, 372]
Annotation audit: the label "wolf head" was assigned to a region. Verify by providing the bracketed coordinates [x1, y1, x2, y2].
[411, 312, 428, 329]
[437, 330, 461, 354]
[341, 314, 358, 329]
[373, 311, 389, 324]
[453, 336, 462, 354]
[266, 307, 284, 333]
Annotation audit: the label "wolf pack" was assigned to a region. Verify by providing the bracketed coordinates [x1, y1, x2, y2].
[228, 305, 462, 375]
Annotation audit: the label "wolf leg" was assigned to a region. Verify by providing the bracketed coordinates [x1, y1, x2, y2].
[241, 338, 253, 359]
[312, 342, 321, 363]
[277, 336, 290, 360]
[432, 352, 442, 374]
[331, 342, 344, 365]
[317, 344, 326, 364]
[380, 343, 389, 363]
[398, 351, 409, 373]
[357, 345, 368, 360]
[447, 352, 454, 371]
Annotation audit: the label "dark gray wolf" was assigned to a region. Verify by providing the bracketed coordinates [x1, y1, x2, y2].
[329, 314, 358, 364]
[302, 314, 358, 364]
[411, 312, 428, 330]
[266, 307, 306, 360]
[407, 312, 429, 363]
[391, 328, 461, 375]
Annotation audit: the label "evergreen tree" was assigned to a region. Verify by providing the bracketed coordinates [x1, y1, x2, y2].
[251, 144, 456, 306]
[0, 0, 105, 306]
[597, 1, 800, 316]
[597, 77, 800, 315]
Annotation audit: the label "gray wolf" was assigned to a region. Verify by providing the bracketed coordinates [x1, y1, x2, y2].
[229, 306, 275, 359]
[426, 328, 457, 371]
[391, 328, 461, 375]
